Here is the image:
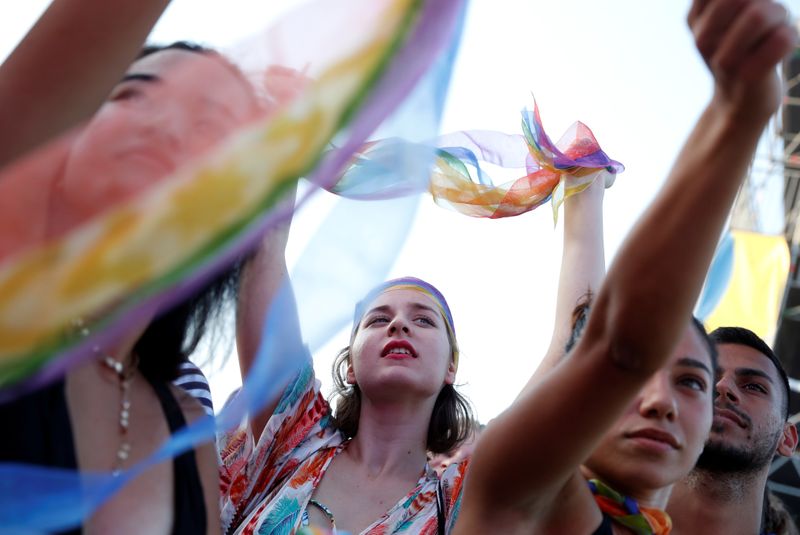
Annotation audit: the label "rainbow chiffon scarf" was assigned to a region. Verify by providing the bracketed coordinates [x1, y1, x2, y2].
[589, 479, 672, 535]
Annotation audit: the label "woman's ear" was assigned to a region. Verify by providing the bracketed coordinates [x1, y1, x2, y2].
[346, 358, 356, 385]
[444, 358, 457, 385]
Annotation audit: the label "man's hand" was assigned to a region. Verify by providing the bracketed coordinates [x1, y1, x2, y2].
[689, 0, 798, 121]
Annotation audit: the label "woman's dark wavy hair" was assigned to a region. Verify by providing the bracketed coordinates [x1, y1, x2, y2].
[129, 42, 248, 381]
[330, 330, 476, 455]
[137, 41, 252, 90]
[134, 263, 242, 382]
[138, 41, 210, 59]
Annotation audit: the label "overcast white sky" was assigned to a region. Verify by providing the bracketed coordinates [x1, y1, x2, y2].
[4, 1, 799, 422]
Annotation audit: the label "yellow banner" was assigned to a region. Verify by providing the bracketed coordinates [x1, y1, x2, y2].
[705, 230, 790, 343]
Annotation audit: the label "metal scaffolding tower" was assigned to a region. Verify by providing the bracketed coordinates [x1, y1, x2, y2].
[767, 47, 800, 517]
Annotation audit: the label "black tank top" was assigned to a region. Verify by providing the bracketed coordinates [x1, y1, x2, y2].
[0, 375, 206, 534]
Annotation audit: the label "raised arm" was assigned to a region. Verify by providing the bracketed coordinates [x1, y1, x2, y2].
[0, 0, 170, 168]
[458, 0, 797, 525]
[237, 221, 293, 442]
[236, 200, 302, 442]
[528, 174, 606, 387]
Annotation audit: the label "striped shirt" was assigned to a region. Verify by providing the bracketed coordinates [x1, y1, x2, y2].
[173, 360, 214, 415]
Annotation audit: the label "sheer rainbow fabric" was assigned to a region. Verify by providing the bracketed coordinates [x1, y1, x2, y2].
[0, 0, 467, 530]
[333, 100, 624, 221]
[0, 0, 436, 390]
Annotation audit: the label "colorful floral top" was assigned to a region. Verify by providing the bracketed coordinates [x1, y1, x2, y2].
[219, 364, 469, 535]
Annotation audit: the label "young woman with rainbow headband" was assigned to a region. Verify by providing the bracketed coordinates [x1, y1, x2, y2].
[225, 126, 646, 535]
[222, 265, 474, 533]
[220, 78, 613, 535]
[453, 0, 797, 534]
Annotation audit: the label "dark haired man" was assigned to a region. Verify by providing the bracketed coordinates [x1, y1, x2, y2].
[668, 326, 798, 534]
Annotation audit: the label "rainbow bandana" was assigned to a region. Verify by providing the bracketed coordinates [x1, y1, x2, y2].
[588, 479, 672, 535]
[351, 276, 458, 367]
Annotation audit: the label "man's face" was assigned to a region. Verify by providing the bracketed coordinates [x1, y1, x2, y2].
[696, 343, 797, 473]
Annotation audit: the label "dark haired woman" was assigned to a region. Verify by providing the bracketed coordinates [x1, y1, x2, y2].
[221, 271, 475, 534]
[0, 41, 262, 533]
[217, 79, 614, 535]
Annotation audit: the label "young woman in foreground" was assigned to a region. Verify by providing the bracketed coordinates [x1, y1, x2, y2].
[220, 81, 610, 535]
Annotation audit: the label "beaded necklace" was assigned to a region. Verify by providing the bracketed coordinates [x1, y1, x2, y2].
[101, 353, 138, 476]
[74, 318, 139, 476]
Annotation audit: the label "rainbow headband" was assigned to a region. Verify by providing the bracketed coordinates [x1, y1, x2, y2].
[351, 277, 458, 367]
